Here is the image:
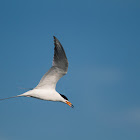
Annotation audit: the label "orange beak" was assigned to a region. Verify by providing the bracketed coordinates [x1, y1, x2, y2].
[66, 101, 74, 108]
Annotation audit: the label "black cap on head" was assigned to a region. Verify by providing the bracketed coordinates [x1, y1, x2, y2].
[60, 94, 68, 100]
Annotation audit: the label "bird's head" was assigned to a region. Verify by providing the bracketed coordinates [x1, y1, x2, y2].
[60, 94, 74, 108]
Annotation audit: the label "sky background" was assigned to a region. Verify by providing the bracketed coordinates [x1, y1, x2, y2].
[0, 0, 140, 140]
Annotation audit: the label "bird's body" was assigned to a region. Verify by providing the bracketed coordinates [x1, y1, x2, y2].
[20, 89, 64, 102]
[0, 36, 74, 108]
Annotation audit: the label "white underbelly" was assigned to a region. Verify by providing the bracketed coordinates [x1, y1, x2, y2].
[21, 89, 61, 101]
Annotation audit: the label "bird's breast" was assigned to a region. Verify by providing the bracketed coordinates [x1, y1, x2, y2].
[27, 89, 61, 101]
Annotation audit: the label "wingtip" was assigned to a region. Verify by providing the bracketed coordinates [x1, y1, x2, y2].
[53, 36, 60, 45]
[53, 36, 57, 43]
[53, 36, 57, 41]
[53, 36, 56, 45]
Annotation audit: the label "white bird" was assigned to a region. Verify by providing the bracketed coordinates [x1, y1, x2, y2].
[0, 36, 74, 108]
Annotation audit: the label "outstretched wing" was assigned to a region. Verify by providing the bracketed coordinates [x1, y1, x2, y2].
[35, 36, 68, 89]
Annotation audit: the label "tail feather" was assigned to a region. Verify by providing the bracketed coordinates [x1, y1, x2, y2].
[0, 95, 20, 101]
[18, 87, 33, 90]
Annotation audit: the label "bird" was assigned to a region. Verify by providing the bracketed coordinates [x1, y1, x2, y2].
[0, 36, 74, 108]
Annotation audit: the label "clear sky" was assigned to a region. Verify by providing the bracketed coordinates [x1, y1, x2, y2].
[0, 0, 140, 140]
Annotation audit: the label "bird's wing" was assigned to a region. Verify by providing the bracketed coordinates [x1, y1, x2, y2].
[35, 36, 68, 89]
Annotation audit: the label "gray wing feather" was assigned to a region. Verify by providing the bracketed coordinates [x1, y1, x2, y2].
[53, 36, 68, 71]
[35, 36, 68, 89]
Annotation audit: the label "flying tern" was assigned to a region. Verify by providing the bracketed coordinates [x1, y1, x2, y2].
[0, 36, 74, 108]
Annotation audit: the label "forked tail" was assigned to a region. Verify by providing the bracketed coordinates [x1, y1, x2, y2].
[0, 95, 20, 101]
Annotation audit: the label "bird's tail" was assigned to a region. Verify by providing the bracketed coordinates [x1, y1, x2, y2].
[0, 90, 32, 101]
[0, 95, 20, 101]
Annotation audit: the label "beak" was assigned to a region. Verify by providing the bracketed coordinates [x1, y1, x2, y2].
[66, 101, 74, 108]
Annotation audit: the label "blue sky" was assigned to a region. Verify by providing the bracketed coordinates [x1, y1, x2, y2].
[0, 0, 140, 140]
